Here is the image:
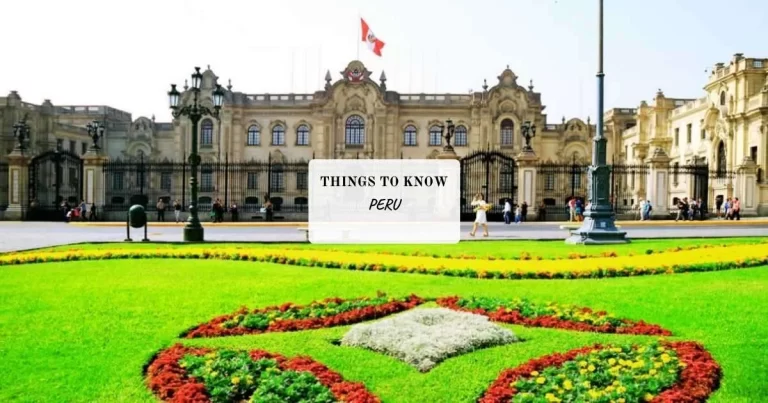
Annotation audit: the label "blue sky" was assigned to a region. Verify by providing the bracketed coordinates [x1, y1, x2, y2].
[1, 0, 765, 122]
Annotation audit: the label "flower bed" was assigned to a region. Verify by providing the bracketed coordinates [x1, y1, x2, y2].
[268, 240, 766, 261]
[183, 294, 424, 338]
[437, 296, 671, 336]
[146, 344, 379, 403]
[2, 244, 767, 280]
[479, 341, 721, 403]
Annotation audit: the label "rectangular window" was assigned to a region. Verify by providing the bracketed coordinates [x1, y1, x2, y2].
[686, 124, 692, 143]
[201, 172, 214, 192]
[270, 171, 285, 192]
[545, 173, 555, 191]
[112, 172, 124, 190]
[69, 140, 77, 153]
[674, 128, 679, 146]
[160, 172, 172, 190]
[296, 126, 310, 145]
[754, 60, 764, 68]
[404, 129, 417, 146]
[81, 142, 88, 155]
[624, 145, 629, 158]
[572, 172, 582, 191]
[428, 129, 442, 146]
[751, 146, 758, 163]
[272, 127, 285, 145]
[296, 172, 308, 190]
[701, 128, 706, 140]
[247, 172, 258, 189]
[56, 139, 63, 151]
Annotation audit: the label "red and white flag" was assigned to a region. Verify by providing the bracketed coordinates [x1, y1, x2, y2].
[360, 18, 385, 57]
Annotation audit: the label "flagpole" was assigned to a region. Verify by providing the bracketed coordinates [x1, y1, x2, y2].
[304, 47, 308, 93]
[356, 12, 361, 60]
[290, 48, 295, 93]
[318, 45, 322, 89]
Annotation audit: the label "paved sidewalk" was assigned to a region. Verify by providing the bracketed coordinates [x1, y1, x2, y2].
[64, 217, 768, 228]
[0, 221, 766, 253]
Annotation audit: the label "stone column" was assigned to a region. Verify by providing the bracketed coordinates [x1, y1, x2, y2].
[5, 151, 30, 220]
[516, 150, 539, 220]
[736, 156, 759, 216]
[82, 151, 109, 210]
[645, 148, 671, 219]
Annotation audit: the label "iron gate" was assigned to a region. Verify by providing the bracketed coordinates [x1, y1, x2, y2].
[27, 150, 83, 221]
[678, 163, 710, 211]
[460, 150, 516, 221]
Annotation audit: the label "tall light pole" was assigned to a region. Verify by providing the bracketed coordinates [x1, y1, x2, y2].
[168, 67, 225, 242]
[566, 0, 628, 244]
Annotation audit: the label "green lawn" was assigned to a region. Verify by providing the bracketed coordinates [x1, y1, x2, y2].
[30, 236, 766, 259]
[1, 256, 767, 402]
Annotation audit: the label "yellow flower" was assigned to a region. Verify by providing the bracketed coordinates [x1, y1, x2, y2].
[231, 376, 240, 384]
[579, 369, 588, 375]
[645, 393, 655, 401]
[649, 369, 657, 375]
[582, 381, 591, 388]
[661, 353, 671, 363]
[588, 390, 601, 399]
[579, 360, 588, 367]
[563, 380, 573, 390]
[608, 358, 617, 365]
[536, 376, 547, 384]
[530, 370, 539, 376]
[617, 386, 626, 393]
[588, 364, 596, 372]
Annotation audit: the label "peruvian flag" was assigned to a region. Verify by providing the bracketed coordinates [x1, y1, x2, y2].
[361, 18, 385, 57]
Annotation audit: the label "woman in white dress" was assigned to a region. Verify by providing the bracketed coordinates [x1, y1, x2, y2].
[470, 193, 489, 237]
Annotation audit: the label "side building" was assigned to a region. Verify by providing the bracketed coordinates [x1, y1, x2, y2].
[607, 53, 768, 216]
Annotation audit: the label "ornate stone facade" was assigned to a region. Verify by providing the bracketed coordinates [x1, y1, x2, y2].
[608, 53, 768, 215]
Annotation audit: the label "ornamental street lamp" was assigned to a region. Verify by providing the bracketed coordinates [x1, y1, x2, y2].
[12, 114, 30, 152]
[168, 67, 225, 242]
[521, 121, 536, 152]
[566, 0, 628, 245]
[86, 120, 106, 150]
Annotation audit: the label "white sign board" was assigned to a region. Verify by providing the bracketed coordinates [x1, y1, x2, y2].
[308, 159, 460, 244]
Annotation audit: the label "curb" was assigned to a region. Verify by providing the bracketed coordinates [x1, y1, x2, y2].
[61, 220, 768, 228]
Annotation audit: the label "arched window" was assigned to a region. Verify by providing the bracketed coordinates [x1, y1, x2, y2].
[296, 124, 310, 146]
[246, 125, 260, 146]
[428, 126, 443, 146]
[345, 115, 365, 146]
[271, 124, 285, 145]
[716, 141, 726, 176]
[454, 126, 468, 146]
[719, 91, 726, 106]
[403, 125, 417, 146]
[201, 119, 214, 146]
[500, 119, 514, 145]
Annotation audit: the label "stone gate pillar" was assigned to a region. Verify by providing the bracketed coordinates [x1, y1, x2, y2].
[82, 151, 108, 210]
[736, 156, 758, 216]
[645, 148, 671, 219]
[516, 150, 538, 220]
[5, 151, 30, 220]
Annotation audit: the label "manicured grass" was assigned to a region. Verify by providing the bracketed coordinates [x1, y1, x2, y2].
[27, 236, 766, 259]
[1, 258, 767, 402]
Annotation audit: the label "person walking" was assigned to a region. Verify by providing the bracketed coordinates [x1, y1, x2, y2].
[156, 198, 166, 222]
[173, 199, 182, 223]
[731, 197, 741, 220]
[514, 204, 523, 224]
[642, 199, 652, 221]
[469, 193, 489, 237]
[502, 199, 512, 224]
[521, 201, 528, 222]
[537, 201, 547, 221]
[230, 202, 239, 222]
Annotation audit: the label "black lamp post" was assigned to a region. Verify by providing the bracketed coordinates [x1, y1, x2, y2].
[566, 0, 628, 244]
[521, 121, 537, 152]
[168, 67, 225, 242]
[12, 114, 31, 153]
[86, 120, 105, 150]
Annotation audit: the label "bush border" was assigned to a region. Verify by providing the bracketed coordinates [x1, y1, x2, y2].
[2, 249, 767, 281]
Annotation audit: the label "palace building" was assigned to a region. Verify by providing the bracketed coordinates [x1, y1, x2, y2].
[1, 56, 766, 220]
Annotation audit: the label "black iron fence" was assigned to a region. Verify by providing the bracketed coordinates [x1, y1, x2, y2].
[534, 162, 650, 220]
[103, 156, 309, 215]
[459, 150, 517, 221]
[0, 163, 8, 209]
